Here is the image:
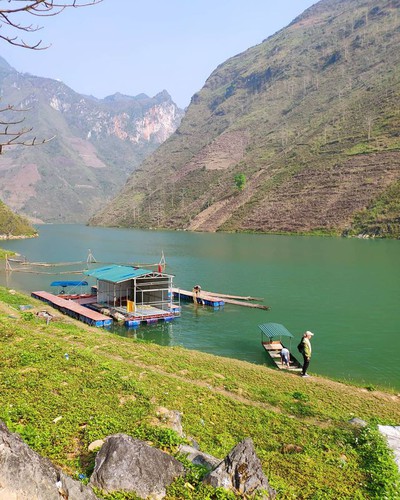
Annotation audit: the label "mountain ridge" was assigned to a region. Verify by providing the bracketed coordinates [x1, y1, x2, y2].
[0, 57, 184, 223]
[90, 0, 400, 238]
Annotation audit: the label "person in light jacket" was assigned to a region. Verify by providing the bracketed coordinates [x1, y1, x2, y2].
[301, 331, 314, 377]
[280, 347, 290, 368]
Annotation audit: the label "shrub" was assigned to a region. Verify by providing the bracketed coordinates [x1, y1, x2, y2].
[234, 173, 246, 191]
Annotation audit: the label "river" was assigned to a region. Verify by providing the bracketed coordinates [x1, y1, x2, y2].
[1, 224, 399, 391]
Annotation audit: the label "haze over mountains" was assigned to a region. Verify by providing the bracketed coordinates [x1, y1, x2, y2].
[0, 56, 183, 224]
[90, 0, 400, 238]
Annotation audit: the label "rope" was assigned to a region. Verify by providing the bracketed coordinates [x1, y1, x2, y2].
[19, 261, 87, 267]
[5, 249, 165, 275]
[10, 269, 87, 275]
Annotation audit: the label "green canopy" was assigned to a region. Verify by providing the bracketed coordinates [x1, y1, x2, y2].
[84, 265, 152, 283]
[258, 322, 294, 340]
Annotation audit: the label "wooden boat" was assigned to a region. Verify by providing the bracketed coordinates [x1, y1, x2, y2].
[258, 322, 302, 372]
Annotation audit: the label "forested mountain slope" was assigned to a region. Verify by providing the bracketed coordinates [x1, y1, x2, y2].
[90, 0, 400, 238]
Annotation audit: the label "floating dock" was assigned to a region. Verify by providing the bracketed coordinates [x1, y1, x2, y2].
[172, 288, 270, 310]
[203, 290, 270, 310]
[124, 304, 179, 327]
[31, 291, 113, 328]
[87, 302, 180, 328]
[172, 288, 224, 308]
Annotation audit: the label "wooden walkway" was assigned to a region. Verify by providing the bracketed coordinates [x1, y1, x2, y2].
[173, 288, 269, 310]
[31, 291, 112, 327]
[172, 288, 225, 308]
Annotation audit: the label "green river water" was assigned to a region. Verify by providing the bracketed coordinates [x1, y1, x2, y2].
[1, 224, 399, 391]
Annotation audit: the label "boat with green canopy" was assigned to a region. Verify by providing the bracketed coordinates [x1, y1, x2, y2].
[258, 322, 302, 372]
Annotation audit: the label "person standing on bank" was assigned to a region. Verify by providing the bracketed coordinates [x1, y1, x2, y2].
[300, 331, 314, 377]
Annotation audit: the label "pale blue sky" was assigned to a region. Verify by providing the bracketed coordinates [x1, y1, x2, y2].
[1, 1, 317, 108]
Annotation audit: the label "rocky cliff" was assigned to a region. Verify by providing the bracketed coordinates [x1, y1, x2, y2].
[0, 58, 183, 223]
[90, 0, 400, 238]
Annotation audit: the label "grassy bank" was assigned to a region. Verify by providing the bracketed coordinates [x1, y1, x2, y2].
[0, 287, 399, 499]
[0, 247, 14, 259]
[0, 201, 37, 238]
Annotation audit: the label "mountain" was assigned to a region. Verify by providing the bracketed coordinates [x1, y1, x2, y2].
[0, 200, 37, 238]
[90, 0, 400, 238]
[0, 58, 184, 223]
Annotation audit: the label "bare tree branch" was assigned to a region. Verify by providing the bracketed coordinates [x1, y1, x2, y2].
[0, 105, 56, 150]
[0, 1, 101, 50]
[0, 0, 101, 152]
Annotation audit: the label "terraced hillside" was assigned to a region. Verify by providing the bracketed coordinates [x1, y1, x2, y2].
[90, 0, 400, 238]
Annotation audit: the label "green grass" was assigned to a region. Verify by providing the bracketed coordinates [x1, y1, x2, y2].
[0, 247, 15, 259]
[348, 180, 400, 238]
[0, 287, 399, 499]
[0, 200, 37, 238]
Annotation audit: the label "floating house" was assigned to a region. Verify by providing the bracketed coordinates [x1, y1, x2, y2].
[84, 265, 180, 327]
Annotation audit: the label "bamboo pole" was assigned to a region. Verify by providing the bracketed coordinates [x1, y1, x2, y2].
[218, 297, 270, 310]
[172, 288, 270, 310]
[202, 290, 264, 301]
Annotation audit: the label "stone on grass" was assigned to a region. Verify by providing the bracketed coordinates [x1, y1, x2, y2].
[178, 444, 222, 470]
[0, 421, 97, 500]
[348, 417, 367, 428]
[202, 437, 276, 499]
[88, 439, 105, 452]
[156, 407, 184, 436]
[90, 434, 185, 499]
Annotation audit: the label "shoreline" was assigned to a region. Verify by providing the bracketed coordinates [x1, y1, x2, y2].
[0, 234, 38, 240]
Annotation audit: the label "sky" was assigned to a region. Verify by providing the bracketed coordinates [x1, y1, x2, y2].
[1, 0, 317, 108]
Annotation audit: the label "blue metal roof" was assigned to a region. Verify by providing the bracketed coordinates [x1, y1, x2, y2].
[50, 281, 88, 287]
[84, 265, 153, 283]
[258, 323, 294, 340]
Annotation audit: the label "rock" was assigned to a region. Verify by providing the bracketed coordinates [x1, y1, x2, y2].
[188, 437, 200, 450]
[178, 444, 222, 470]
[0, 420, 97, 500]
[202, 437, 276, 499]
[348, 417, 368, 428]
[156, 407, 184, 436]
[88, 439, 105, 452]
[378, 425, 400, 472]
[90, 434, 185, 499]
